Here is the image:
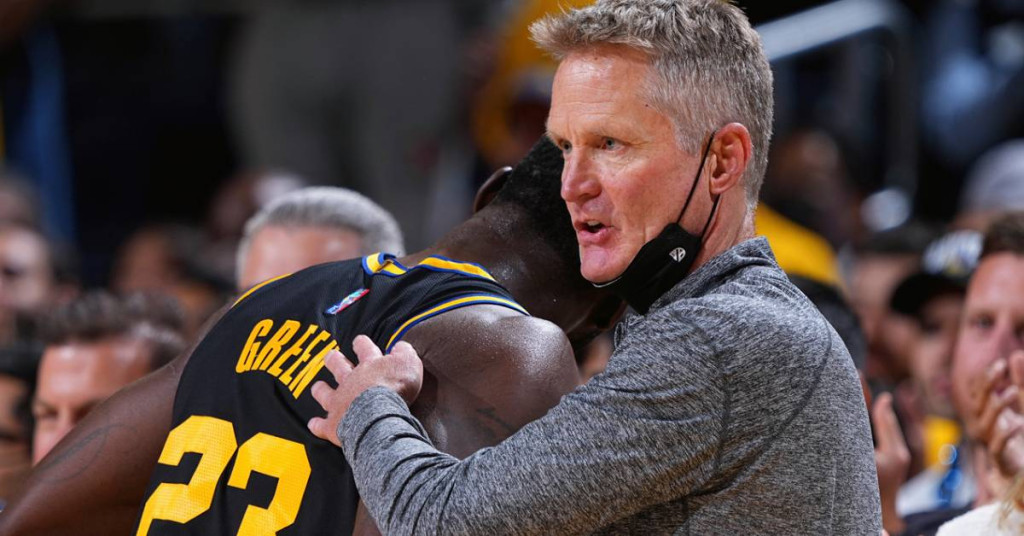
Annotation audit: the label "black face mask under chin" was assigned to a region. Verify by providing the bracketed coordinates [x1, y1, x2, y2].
[594, 133, 720, 314]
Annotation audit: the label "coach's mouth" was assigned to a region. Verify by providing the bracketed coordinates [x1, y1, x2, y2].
[574, 219, 612, 246]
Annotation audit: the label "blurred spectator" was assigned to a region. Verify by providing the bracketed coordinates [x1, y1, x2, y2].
[0, 341, 38, 507]
[203, 169, 306, 282]
[937, 483, 1024, 535]
[890, 231, 982, 519]
[951, 213, 1024, 500]
[0, 223, 77, 344]
[236, 186, 405, 291]
[0, 170, 40, 228]
[472, 0, 593, 170]
[757, 204, 843, 289]
[760, 127, 860, 248]
[849, 223, 937, 391]
[896, 212, 1024, 535]
[955, 139, 1024, 232]
[111, 224, 230, 338]
[230, 0, 469, 249]
[31, 291, 185, 463]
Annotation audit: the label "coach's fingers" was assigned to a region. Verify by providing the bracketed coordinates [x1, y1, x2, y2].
[311, 380, 333, 410]
[307, 417, 340, 446]
[353, 335, 384, 363]
[390, 341, 422, 364]
[324, 349, 354, 384]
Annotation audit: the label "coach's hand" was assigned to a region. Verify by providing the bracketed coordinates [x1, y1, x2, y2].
[308, 335, 424, 447]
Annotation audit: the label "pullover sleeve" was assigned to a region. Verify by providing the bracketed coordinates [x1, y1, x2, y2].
[338, 316, 727, 535]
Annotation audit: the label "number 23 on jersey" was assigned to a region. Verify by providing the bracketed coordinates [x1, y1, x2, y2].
[136, 416, 311, 536]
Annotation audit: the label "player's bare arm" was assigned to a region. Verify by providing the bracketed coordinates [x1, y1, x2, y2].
[0, 305, 230, 536]
[344, 304, 578, 534]
[309, 304, 578, 454]
[403, 304, 579, 457]
[0, 354, 185, 536]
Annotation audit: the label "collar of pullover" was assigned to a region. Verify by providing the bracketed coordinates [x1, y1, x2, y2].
[644, 236, 778, 314]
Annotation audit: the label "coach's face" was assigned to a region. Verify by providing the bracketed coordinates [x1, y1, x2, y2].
[548, 46, 705, 284]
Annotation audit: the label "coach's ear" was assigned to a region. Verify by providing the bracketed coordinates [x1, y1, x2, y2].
[473, 166, 513, 213]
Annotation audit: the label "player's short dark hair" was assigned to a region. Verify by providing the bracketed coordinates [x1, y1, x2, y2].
[489, 138, 579, 272]
[42, 291, 187, 370]
[981, 211, 1024, 259]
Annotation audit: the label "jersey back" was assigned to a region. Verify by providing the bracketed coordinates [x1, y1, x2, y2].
[133, 253, 526, 536]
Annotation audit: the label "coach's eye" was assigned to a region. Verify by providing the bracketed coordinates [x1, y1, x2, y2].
[601, 138, 620, 150]
[558, 140, 573, 154]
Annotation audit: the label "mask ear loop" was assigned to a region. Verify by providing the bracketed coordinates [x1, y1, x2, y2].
[674, 129, 718, 225]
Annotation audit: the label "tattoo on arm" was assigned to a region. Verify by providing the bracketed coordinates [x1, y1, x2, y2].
[475, 407, 516, 437]
[36, 423, 130, 484]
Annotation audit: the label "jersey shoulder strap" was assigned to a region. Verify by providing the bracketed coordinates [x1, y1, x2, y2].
[359, 253, 529, 352]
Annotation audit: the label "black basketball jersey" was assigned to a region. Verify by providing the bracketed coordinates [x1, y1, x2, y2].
[133, 253, 527, 536]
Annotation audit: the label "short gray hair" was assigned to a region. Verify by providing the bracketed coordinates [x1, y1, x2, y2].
[237, 187, 405, 276]
[531, 0, 774, 209]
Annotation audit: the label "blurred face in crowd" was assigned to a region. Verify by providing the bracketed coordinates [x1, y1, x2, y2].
[907, 293, 963, 419]
[237, 225, 363, 291]
[112, 229, 178, 293]
[951, 253, 1024, 424]
[547, 47, 709, 284]
[0, 227, 54, 316]
[849, 253, 919, 384]
[32, 336, 153, 464]
[0, 374, 30, 498]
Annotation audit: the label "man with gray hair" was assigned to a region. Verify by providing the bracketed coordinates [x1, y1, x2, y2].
[236, 186, 404, 290]
[309, 1, 882, 533]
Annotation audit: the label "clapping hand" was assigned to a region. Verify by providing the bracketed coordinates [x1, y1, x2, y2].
[967, 351, 1024, 479]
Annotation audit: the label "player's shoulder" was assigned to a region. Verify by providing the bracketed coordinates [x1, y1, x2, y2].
[405, 304, 575, 380]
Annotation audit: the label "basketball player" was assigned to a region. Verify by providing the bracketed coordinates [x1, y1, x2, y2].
[0, 139, 622, 535]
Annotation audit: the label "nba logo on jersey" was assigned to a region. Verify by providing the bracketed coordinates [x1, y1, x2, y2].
[325, 288, 369, 315]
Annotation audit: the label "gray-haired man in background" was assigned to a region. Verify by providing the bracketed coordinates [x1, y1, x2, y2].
[236, 186, 404, 290]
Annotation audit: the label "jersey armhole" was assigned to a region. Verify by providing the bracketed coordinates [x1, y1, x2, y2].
[384, 293, 528, 352]
[232, 273, 293, 308]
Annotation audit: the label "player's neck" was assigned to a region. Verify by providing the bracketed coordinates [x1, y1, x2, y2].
[405, 209, 539, 280]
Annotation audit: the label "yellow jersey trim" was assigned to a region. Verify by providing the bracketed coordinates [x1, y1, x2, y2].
[233, 273, 292, 307]
[362, 253, 497, 281]
[385, 294, 529, 351]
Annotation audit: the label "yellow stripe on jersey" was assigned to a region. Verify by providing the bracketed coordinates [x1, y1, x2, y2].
[364, 253, 384, 273]
[417, 256, 495, 281]
[233, 273, 292, 308]
[364, 253, 498, 281]
[385, 294, 529, 351]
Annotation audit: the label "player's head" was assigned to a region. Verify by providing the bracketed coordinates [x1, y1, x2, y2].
[236, 187, 405, 291]
[32, 292, 186, 464]
[474, 138, 624, 352]
[951, 212, 1024, 426]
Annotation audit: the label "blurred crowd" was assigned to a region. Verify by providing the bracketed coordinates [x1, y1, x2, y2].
[0, 0, 1023, 534]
